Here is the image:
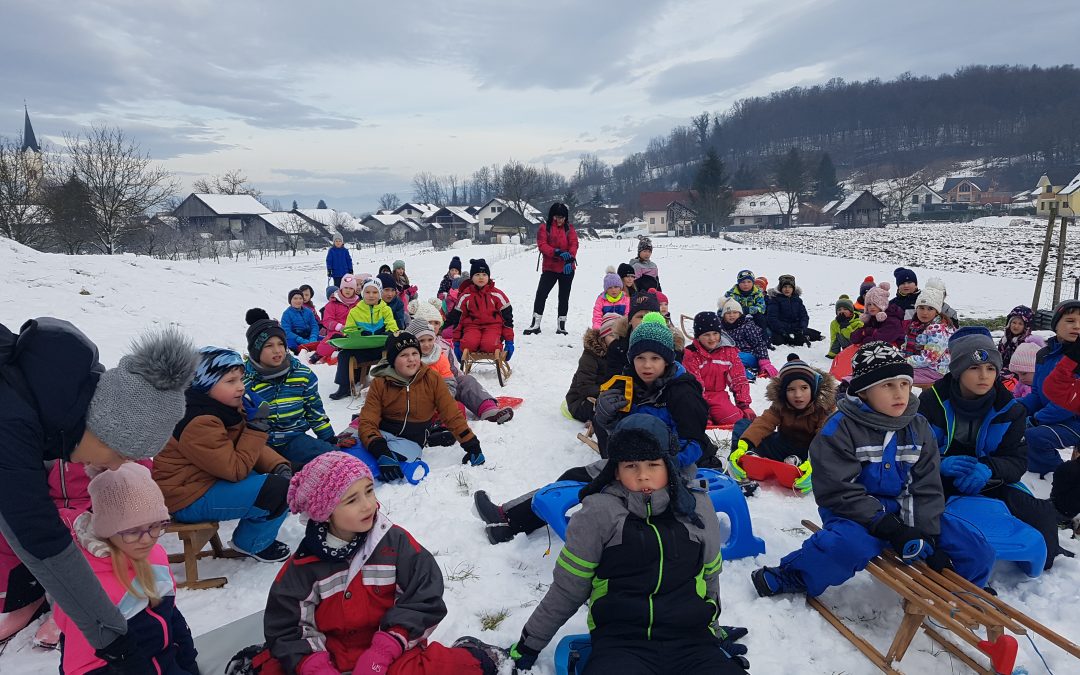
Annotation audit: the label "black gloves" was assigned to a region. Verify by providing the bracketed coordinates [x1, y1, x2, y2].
[95, 632, 151, 674]
[461, 436, 485, 466]
[868, 513, 923, 555]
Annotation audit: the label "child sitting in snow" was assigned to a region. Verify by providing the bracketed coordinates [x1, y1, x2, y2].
[592, 268, 631, 328]
[378, 272, 408, 329]
[330, 276, 401, 400]
[999, 305, 1034, 372]
[443, 258, 515, 358]
[1019, 300, 1080, 475]
[827, 295, 863, 359]
[683, 311, 754, 426]
[724, 269, 767, 329]
[890, 267, 921, 321]
[391, 259, 417, 310]
[630, 237, 661, 291]
[244, 309, 336, 467]
[564, 313, 628, 423]
[281, 288, 321, 353]
[903, 286, 954, 385]
[751, 341, 994, 599]
[356, 333, 485, 480]
[719, 297, 777, 378]
[766, 274, 821, 347]
[153, 345, 293, 563]
[56, 464, 198, 675]
[313, 274, 361, 364]
[263, 451, 503, 675]
[851, 282, 905, 347]
[508, 415, 749, 675]
[729, 356, 837, 494]
[437, 256, 462, 298]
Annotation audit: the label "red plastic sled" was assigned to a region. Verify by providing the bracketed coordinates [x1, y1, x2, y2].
[496, 396, 524, 409]
[830, 344, 857, 380]
[741, 454, 803, 488]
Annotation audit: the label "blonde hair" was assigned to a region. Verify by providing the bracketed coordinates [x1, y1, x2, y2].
[107, 543, 161, 607]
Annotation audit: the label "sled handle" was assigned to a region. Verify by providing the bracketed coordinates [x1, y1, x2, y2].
[600, 375, 633, 412]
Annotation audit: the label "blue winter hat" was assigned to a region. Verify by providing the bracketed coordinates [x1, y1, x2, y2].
[190, 346, 245, 393]
[948, 326, 1002, 373]
[737, 269, 755, 283]
[893, 267, 918, 286]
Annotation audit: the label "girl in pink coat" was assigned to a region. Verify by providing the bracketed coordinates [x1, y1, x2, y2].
[592, 270, 631, 329]
[682, 311, 754, 426]
[315, 274, 362, 360]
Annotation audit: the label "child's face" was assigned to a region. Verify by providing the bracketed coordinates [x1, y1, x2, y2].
[427, 319, 442, 334]
[394, 347, 421, 377]
[915, 306, 938, 323]
[898, 281, 918, 295]
[634, 352, 667, 384]
[334, 240, 344, 248]
[109, 521, 169, 562]
[449, 269, 460, 278]
[781, 285, 794, 297]
[786, 380, 812, 410]
[301, 288, 312, 303]
[381, 287, 397, 303]
[1018, 370, 1035, 385]
[363, 286, 381, 305]
[472, 272, 490, 288]
[329, 477, 378, 539]
[1056, 310, 1080, 343]
[638, 249, 652, 261]
[70, 430, 124, 470]
[341, 286, 356, 298]
[290, 294, 304, 309]
[394, 267, 405, 278]
[208, 368, 245, 408]
[837, 308, 853, 319]
[418, 334, 435, 355]
[658, 301, 669, 315]
[698, 331, 721, 350]
[738, 279, 753, 292]
[861, 379, 912, 417]
[1008, 317, 1026, 335]
[723, 310, 741, 324]
[959, 363, 997, 398]
[867, 303, 883, 316]
[607, 285, 623, 297]
[261, 337, 287, 368]
[616, 459, 668, 494]
[630, 310, 648, 329]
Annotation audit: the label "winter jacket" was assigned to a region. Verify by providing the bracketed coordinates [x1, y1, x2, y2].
[630, 257, 661, 290]
[903, 317, 953, 375]
[765, 287, 809, 336]
[321, 293, 360, 336]
[851, 303, 905, 347]
[682, 338, 751, 408]
[325, 245, 353, 278]
[1021, 338, 1080, 426]
[437, 273, 459, 299]
[386, 295, 407, 331]
[565, 328, 610, 416]
[152, 391, 287, 512]
[828, 315, 864, 358]
[520, 482, 722, 653]
[1045, 353, 1080, 413]
[810, 395, 943, 536]
[596, 361, 711, 467]
[0, 318, 129, 651]
[720, 314, 769, 362]
[724, 284, 766, 316]
[54, 513, 198, 675]
[265, 512, 453, 674]
[999, 328, 1032, 372]
[537, 221, 579, 274]
[592, 291, 630, 328]
[741, 368, 837, 451]
[919, 376, 1027, 495]
[890, 290, 919, 321]
[345, 300, 399, 336]
[243, 356, 334, 448]
[445, 279, 515, 342]
[281, 306, 320, 350]
[359, 362, 476, 450]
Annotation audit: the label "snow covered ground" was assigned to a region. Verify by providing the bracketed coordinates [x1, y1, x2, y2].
[1, 234, 1077, 674]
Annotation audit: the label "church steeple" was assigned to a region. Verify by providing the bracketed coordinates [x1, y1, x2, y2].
[22, 105, 40, 153]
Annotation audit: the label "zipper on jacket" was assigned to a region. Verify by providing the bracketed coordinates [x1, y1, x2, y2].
[644, 499, 664, 640]
[400, 382, 411, 437]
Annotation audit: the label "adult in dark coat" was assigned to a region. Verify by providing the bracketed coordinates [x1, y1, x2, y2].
[325, 234, 353, 287]
[523, 202, 579, 336]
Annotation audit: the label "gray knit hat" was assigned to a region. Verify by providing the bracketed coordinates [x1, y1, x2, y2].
[948, 327, 1002, 374]
[85, 327, 197, 459]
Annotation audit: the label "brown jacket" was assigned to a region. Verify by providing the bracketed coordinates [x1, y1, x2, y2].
[359, 362, 476, 449]
[152, 393, 287, 512]
[741, 367, 837, 451]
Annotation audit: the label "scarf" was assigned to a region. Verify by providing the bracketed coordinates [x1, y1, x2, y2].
[248, 356, 291, 381]
[302, 519, 366, 563]
[605, 291, 624, 303]
[335, 290, 361, 307]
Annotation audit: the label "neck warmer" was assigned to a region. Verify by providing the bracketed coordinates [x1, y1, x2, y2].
[249, 356, 291, 381]
[302, 519, 366, 563]
[335, 291, 361, 307]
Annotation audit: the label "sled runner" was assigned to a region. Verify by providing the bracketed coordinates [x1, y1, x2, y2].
[740, 454, 803, 489]
[801, 519, 1080, 675]
[461, 348, 512, 387]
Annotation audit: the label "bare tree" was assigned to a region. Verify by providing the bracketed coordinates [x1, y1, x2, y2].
[192, 169, 262, 200]
[411, 172, 445, 205]
[276, 212, 311, 255]
[0, 136, 48, 248]
[378, 192, 400, 211]
[62, 125, 178, 254]
[500, 160, 542, 217]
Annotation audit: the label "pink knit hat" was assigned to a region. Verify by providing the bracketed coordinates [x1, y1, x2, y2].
[88, 463, 170, 539]
[1010, 340, 1042, 374]
[862, 282, 892, 321]
[287, 451, 373, 522]
[339, 274, 358, 291]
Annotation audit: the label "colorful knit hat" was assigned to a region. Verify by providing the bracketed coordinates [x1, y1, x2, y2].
[648, 288, 669, 304]
[598, 313, 625, 340]
[405, 318, 435, 341]
[603, 271, 622, 291]
[88, 463, 170, 539]
[287, 451, 373, 523]
[858, 275, 876, 298]
[190, 346, 245, 393]
[1006, 305, 1034, 329]
[862, 282, 892, 317]
[637, 237, 653, 253]
[628, 313, 675, 364]
[339, 274, 358, 291]
[737, 269, 754, 283]
[779, 354, 822, 398]
[754, 277, 769, 292]
[849, 341, 913, 394]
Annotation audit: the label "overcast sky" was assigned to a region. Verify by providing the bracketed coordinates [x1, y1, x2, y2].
[3, 0, 1077, 213]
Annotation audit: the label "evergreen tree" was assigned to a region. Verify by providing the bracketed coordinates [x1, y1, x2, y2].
[731, 163, 760, 190]
[813, 153, 842, 203]
[316, 199, 328, 209]
[690, 148, 734, 233]
[291, 199, 298, 210]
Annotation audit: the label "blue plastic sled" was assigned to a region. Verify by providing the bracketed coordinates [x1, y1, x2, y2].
[945, 495, 1046, 577]
[554, 634, 592, 675]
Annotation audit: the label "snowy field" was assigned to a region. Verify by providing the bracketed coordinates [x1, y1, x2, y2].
[1, 234, 1077, 674]
[738, 216, 1080, 281]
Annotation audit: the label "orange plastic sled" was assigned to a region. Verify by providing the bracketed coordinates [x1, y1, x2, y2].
[830, 344, 858, 380]
[495, 396, 524, 409]
[741, 454, 803, 488]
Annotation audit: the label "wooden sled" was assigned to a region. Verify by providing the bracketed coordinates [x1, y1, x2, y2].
[801, 520, 1080, 674]
[347, 356, 378, 398]
[166, 522, 245, 590]
[461, 348, 512, 387]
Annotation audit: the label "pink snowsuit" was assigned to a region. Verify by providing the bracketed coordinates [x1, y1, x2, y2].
[682, 339, 751, 425]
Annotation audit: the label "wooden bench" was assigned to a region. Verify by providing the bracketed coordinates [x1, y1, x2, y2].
[802, 520, 1080, 674]
[166, 522, 245, 590]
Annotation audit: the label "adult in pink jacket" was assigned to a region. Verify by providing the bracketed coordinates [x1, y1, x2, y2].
[523, 202, 579, 336]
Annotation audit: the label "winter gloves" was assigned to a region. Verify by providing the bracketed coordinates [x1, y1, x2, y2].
[461, 437, 485, 466]
[593, 389, 629, 429]
[557, 250, 574, 262]
[718, 625, 751, 670]
[354, 631, 404, 673]
[793, 460, 812, 494]
[509, 631, 540, 671]
[377, 455, 405, 482]
[758, 359, 778, 378]
[738, 404, 756, 421]
[504, 340, 515, 361]
[728, 440, 751, 481]
[272, 463, 294, 480]
[941, 455, 992, 494]
[940, 455, 977, 477]
[868, 513, 951, 571]
[243, 391, 271, 432]
[298, 650, 341, 675]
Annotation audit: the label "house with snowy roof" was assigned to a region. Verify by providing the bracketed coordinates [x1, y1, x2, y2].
[730, 194, 792, 229]
[822, 190, 885, 228]
[1033, 171, 1077, 217]
[292, 208, 371, 242]
[392, 203, 440, 220]
[901, 183, 946, 217]
[475, 198, 543, 239]
[1056, 170, 1080, 218]
[426, 206, 478, 240]
[172, 193, 273, 240]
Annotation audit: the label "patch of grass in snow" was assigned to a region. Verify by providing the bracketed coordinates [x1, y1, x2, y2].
[79, 288, 91, 295]
[455, 471, 470, 496]
[782, 526, 810, 537]
[958, 315, 1008, 331]
[445, 562, 479, 583]
[479, 608, 510, 631]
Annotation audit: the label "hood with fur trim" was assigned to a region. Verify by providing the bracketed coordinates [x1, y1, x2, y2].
[582, 328, 609, 358]
[764, 363, 837, 414]
[767, 286, 803, 299]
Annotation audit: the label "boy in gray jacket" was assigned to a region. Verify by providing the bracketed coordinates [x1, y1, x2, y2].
[752, 341, 994, 598]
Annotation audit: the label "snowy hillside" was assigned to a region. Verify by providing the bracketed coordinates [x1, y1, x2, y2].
[1, 235, 1076, 674]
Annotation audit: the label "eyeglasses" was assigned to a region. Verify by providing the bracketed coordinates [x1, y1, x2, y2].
[116, 521, 170, 544]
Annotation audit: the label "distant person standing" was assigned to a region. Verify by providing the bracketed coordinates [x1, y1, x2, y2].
[523, 202, 578, 336]
[325, 234, 353, 287]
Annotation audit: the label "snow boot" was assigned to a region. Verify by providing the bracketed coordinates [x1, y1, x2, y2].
[230, 539, 291, 563]
[751, 566, 805, 597]
[478, 399, 513, 424]
[32, 613, 59, 650]
[328, 384, 351, 401]
[523, 313, 543, 335]
[451, 636, 508, 673]
[474, 491, 515, 544]
[556, 316, 568, 335]
[0, 596, 46, 644]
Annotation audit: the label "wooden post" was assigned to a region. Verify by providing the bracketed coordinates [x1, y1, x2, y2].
[1033, 208, 1057, 310]
[1052, 216, 1070, 307]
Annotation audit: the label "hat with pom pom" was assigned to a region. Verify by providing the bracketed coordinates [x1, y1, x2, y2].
[1009, 338, 1043, 374]
[628, 313, 675, 364]
[915, 287, 945, 313]
[835, 295, 855, 314]
[894, 267, 918, 286]
[409, 298, 444, 325]
[720, 297, 744, 316]
[862, 282, 892, 320]
[603, 270, 622, 291]
[246, 308, 287, 362]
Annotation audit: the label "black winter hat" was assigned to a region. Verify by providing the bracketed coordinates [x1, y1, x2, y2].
[894, 267, 918, 286]
[288, 288, 304, 302]
[779, 356, 822, 398]
[629, 291, 661, 317]
[469, 258, 491, 278]
[376, 272, 397, 291]
[778, 274, 796, 290]
[1051, 300, 1080, 332]
[245, 308, 287, 362]
[849, 341, 913, 394]
[386, 332, 421, 365]
[693, 311, 723, 338]
[449, 256, 462, 273]
[617, 262, 635, 278]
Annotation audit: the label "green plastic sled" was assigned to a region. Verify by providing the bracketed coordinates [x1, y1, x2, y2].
[329, 334, 388, 350]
